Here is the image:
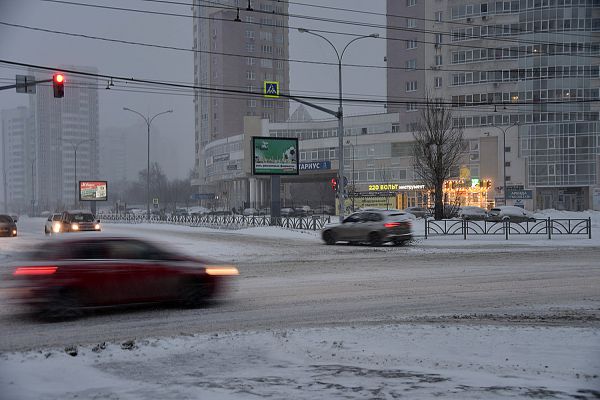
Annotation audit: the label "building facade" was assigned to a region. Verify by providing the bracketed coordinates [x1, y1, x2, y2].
[1, 106, 34, 213]
[386, 0, 600, 210]
[192, 0, 290, 193]
[29, 66, 99, 211]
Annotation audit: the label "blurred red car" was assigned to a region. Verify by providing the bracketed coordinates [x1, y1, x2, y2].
[10, 236, 238, 319]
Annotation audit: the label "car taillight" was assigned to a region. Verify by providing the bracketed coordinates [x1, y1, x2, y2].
[384, 222, 401, 228]
[13, 266, 58, 276]
[205, 265, 239, 276]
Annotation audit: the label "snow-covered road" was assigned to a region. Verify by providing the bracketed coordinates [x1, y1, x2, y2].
[0, 216, 598, 399]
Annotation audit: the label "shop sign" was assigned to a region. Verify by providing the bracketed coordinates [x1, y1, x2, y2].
[299, 161, 331, 171]
[213, 154, 230, 162]
[507, 189, 533, 199]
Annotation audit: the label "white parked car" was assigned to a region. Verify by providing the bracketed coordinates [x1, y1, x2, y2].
[487, 206, 536, 222]
[458, 206, 488, 221]
[243, 207, 258, 216]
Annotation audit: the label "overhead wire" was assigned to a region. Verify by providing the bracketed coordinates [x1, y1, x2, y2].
[39, 0, 600, 57]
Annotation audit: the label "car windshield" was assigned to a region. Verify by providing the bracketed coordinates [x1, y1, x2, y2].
[52, 214, 62, 221]
[72, 213, 95, 222]
[0, 215, 13, 223]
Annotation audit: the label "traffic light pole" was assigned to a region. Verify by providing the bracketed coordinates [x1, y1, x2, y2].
[0, 78, 52, 92]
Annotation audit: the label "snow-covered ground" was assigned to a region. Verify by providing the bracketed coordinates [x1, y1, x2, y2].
[0, 210, 599, 399]
[1, 324, 598, 400]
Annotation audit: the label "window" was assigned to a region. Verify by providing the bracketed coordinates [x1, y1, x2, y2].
[568, 164, 576, 175]
[407, 0, 416, 6]
[260, 59, 273, 68]
[435, 55, 443, 65]
[245, 30, 255, 39]
[247, 99, 256, 108]
[505, 161, 511, 167]
[435, 11, 443, 22]
[548, 164, 556, 175]
[505, 146, 511, 152]
[246, 43, 255, 52]
[246, 70, 255, 80]
[406, 40, 417, 49]
[407, 18, 417, 28]
[435, 34, 443, 44]
[406, 80, 418, 91]
[568, 136, 575, 148]
[246, 57, 255, 65]
[406, 103, 418, 111]
[405, 59, 416, 69]
[434, 77, 443, 88]
[548, 137, 555, 148]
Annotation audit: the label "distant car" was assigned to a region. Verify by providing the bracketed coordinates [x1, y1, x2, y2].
[313, 205, 334, 215]
[59, 210, 102, 232]
[243, 208, 258, 216]
[0, 214, 17, 237]
[321, 209, 413, 246]
[44, 213, 63, 234]
[403, 206, 429, 219]
[9, 236, 239, 319]
[280, 207, 294, 217]
[258, 207, 270, 216]
[487, 206, 536, 223]
[458, 206, 489, 221]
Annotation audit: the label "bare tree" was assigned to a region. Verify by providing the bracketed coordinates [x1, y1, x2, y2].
[412, 98, 463, 220]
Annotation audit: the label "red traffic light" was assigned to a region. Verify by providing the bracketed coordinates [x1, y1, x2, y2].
[53, 73, 65, 98]
[330, 178, 338, 191]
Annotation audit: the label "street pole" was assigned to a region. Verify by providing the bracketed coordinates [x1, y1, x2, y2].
[297, 29, 378, 221]
[31, 159, 35, 216]
[123, 107, 173, 221]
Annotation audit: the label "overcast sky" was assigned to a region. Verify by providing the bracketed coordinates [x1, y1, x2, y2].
[0, 0, 386, 178]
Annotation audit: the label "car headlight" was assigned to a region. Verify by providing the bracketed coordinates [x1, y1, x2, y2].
[71, 223, 79, 231]
[52, 223, 61, 233]
[11, 229, 17, 235]
[94, 223, 101, 230]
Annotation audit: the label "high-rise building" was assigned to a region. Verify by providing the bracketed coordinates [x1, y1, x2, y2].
[29, 66, 99, 210]
[1, 106, 34, 213]
[386, 0, 599, 210]
[191, 0, 290, 195]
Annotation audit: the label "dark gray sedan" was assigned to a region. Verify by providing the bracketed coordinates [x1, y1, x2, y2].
[321, 209, 412, 246]
[0, 214, 17, 237]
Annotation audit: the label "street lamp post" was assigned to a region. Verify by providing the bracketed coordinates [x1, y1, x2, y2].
[31, 159, 35, 216]
[123, 107, 173, 221]
[298, 29, 378, 221]
[486, 123, 519, 205]
[72, 138, 96, 208]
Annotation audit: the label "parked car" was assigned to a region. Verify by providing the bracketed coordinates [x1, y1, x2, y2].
[44, 213, 63, 234]
[0, 214, 17, 237]
[258, 207, 270, 216]
[403, 206, 429, 219]
[487, 206, 536, 222]
[9, 236, 239, 319]
[243, 207, 258, 216]
[321, 209, 413, 246]
[280, 207, 295, 217]
[59, 210, 102, 232]
[313, 205, 334, 215]
[458, 206, 489, 221]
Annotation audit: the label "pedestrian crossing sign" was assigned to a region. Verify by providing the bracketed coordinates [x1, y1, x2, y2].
[263, 81, 279, 98]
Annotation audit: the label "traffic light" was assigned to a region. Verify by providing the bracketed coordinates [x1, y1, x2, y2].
[53, 73, 64, 98]
[330, 178, 338, 192]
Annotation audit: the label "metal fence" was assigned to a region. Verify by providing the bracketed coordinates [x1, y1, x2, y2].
[424, 218, 592, 240]
[99, 213, 331, 231]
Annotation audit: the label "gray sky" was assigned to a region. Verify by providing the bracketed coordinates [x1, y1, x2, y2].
[0, 0, 386, 178]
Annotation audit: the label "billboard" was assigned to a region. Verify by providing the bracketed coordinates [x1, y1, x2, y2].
[252, 137, 299, 175]
[79, 181, 108, 201]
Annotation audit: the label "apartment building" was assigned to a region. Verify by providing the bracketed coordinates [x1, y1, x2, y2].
[386, 0, 600, 210]
[191, 0, 290, 194]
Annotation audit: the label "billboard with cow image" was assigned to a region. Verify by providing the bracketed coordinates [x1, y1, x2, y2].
[252, 137, 299, 175]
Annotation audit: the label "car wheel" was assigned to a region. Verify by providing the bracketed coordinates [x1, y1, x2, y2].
[42, 287, 83, 321]
[180, 278, 214, 308]
[393, 238, 408, 246]
[323, 230, 336, 245]
[44, 227, 49, 235]
[368, 232, 382, 247]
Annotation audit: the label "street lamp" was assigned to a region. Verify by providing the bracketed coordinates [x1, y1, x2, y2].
[298, 28, 379, 221]
[72, 138, 96, 208]
[123, 107, 173, 220]
[486, 122, 519, 205]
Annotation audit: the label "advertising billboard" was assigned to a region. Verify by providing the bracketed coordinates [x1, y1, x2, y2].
[79, 181, 108, 201]
[252, 137, 299, 175]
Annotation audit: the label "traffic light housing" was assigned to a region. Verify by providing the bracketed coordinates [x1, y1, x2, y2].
[330, 178, 338, 192]
[53, 73, 64, 98]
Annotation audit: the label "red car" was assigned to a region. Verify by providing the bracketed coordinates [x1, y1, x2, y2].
[10, 236, 238, 320]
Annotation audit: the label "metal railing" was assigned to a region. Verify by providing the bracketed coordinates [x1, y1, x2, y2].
[99, 213, 331, 231]
[425, 217, 592, 240]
